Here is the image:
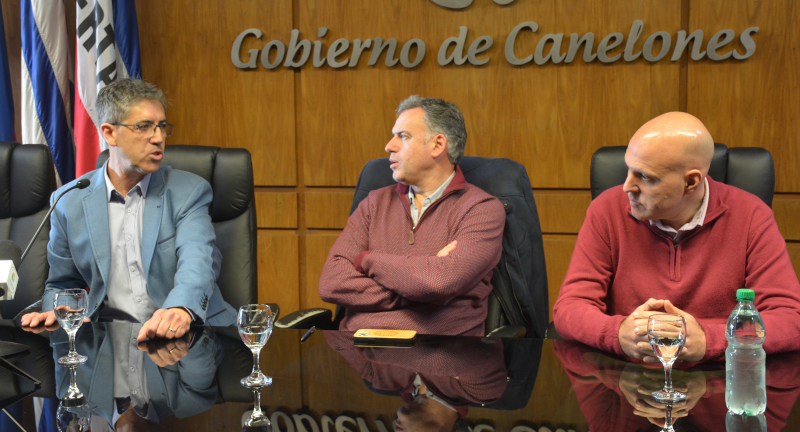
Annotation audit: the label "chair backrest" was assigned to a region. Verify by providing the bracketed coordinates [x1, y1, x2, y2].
[350, 157, 549, 338]
[590, 143, 775, 206]
[0, 142, 56, 319]
[97, 145, 257, 309]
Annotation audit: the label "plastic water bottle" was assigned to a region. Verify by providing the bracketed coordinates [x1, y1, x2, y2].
[726, 412, 766, 432]
[725, 288, 766, 415]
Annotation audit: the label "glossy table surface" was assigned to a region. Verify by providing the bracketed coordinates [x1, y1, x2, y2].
[2, 322, 800, 432]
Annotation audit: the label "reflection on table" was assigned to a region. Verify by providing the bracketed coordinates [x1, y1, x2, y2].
[51, 322, 223, 430]
[554, 340, 800, 432]
[4, 323, 800, 431]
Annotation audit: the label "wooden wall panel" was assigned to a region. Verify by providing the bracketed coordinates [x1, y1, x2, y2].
[543, 235, 578, 321]
[774, 194, 800, 241]
[134, 1, 296, 186]
[305, 191, 353, 229]
[687, 1, 800, 192]
[2, 0, 21, 141]
[298, 0, 681, 188]
[789, 243, 800, 280]
[257, 231, 300, 314]
[304, 234, 340, 311]
[256, 191, 298, 228]
[535, 191, 591, 234]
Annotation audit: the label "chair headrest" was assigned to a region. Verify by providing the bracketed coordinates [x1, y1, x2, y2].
[0, 142, 55, 219]
[97, 145, 254, 222]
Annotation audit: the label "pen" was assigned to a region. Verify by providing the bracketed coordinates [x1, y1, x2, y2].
[300, 326, 316, 343]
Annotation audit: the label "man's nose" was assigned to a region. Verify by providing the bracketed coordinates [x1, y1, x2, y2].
[151, 125, 167, 143]
[385, 137, 397, 153]
[622, 171, 637, 193]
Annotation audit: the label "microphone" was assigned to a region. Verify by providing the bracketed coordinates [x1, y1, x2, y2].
[19, 178, 91, 265]
[0, 240, 21, 300]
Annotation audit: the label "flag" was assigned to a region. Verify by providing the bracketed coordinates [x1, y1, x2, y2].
[74, 0, 142, 176]
[0, 6, 15, 142]
[21, 0, 75, 184]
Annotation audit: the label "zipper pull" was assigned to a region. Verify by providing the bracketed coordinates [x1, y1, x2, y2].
[409, 228, 415, 245]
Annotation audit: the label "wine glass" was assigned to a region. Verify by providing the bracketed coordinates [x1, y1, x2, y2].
[62, 365, 86, 406]
[659, 400, 676, 432]
[54, 288, 89, 366]
[56, 399, 92, 432]
[647, 313, 687, 402]
[242, 387, 272, 432]
[238, 304, 273, 387]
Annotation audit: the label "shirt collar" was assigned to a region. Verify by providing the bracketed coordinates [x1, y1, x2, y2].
[651, 177, 710, 235]
[411, 374, 457, 413]
[104, 163, 151, 201]
[408, 169, 457, 205]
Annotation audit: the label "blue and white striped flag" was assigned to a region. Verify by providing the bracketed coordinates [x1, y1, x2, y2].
[21, 0, 75, 184]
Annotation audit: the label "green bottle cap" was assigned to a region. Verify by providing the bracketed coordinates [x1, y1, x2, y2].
[736, 288, 755, 301]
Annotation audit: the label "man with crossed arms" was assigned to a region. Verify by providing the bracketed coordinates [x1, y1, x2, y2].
[319, 96, 505, 336]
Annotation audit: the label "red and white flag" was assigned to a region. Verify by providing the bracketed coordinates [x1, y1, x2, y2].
[74, 0, 141, 176]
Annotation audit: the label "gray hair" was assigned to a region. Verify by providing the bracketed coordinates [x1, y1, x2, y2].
[396, 95, 467, 165]
[96, 78, 168, 125]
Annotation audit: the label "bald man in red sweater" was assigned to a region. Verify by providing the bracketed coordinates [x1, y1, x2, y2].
[553, 112, 800, 362]
[319, 96, 505, 336]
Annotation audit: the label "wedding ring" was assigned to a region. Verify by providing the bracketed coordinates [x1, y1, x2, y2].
[169, 327, 176, 332]
[169, 347, 176, 353]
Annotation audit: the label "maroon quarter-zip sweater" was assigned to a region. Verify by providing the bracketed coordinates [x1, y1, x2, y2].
[319, 166, 505, 336]
[554, 177, 800, 360]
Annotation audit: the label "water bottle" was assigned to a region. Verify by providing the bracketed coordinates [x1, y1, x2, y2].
[725, 288, 767, 415]
[726, 412, 766, 432]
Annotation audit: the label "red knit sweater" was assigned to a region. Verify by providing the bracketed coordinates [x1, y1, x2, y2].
[319, 166, 505, 336]
[553, 177, 800, 360]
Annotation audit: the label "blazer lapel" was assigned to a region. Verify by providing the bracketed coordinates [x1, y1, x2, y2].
[142, 169, 165, 279]
[83, 169, 111, 286]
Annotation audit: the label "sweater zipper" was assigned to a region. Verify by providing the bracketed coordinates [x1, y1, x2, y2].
[655, 225, 705, 281]
[404, 188, 465, 245]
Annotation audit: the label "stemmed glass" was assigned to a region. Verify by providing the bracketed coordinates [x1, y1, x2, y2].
[659, 401, 676, 432]
[62, 365, 86, 406]
[54, 288, 89, 366]
[242, 387, 273, 431]
[647, 313, 687, 402]
[238, 304, 273, 387]
[56, 398, 92, 432]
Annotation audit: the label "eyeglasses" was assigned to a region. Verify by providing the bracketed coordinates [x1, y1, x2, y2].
[112, 122, 174, 137]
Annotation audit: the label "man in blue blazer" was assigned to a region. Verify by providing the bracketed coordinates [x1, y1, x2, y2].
[22, 79, 236, 340]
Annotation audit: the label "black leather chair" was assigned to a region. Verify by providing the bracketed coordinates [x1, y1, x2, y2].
[277, 156, 549, 338]
[97, 145, 266, 314]
[0, 142, 56, 322]
[590, 143, 775, 206]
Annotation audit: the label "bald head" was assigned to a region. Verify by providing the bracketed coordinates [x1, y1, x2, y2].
[629, 112, 714, 176]
[623, 112, 714, 229]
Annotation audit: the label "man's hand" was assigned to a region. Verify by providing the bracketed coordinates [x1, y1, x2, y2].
[137, 307, 192, 342]
[137, 331, 193, 367]
[619, 298, 665, 362]
[663, 300, 707, 362]
[20, 311, 89, 334]
[437, 240, 457, 257]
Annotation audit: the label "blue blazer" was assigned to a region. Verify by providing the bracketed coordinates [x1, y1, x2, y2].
[52, 323, 222, 425]
[43, 165, 236, 326]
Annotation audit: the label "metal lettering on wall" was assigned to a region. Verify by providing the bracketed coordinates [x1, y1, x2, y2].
[231, 20, 758, 70]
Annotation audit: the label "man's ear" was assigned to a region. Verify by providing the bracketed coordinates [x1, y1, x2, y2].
[430, 133, 447, 159]
[685, 170, 703, 194]
[100, 123, 117, 147]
